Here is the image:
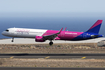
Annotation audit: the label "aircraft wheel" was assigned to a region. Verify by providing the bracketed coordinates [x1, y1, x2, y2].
[11, 40, 14, 42]
[49, 42, 53, 45]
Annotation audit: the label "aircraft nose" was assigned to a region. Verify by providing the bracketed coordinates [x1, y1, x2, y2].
[2, 31, 6, 35]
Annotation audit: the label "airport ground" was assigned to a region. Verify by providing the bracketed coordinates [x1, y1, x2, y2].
[0, 58, 105, 67]
[0, 43, 105, 53]
[0, 38, 105, 54]
[0, 68, 105, 70]
[0, 38, 105, 68]
[0, 43, 105, 67]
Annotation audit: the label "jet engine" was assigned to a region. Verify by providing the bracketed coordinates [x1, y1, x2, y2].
[35, 36, 45, 42]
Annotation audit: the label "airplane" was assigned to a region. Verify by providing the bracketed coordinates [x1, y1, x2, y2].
[2, 20, 103, 45]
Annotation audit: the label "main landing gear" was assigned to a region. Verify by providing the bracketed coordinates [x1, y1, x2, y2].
[49, 40, 53, 45]
[11, 37, 14, 42]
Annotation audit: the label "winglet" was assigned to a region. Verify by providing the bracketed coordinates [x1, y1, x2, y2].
[64, 27, 67, 31]
[58, 28, 63, 34]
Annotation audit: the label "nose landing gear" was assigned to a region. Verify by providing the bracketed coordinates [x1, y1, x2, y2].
[11, 37, 14, 42]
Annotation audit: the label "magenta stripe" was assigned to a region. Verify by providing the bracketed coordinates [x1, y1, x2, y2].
[89, 20, 102, 30]
[42, 30, 83, 40]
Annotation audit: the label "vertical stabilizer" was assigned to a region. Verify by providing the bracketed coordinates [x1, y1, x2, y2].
[86, 20, 103, 34]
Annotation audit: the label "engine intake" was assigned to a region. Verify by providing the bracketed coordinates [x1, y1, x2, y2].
[35, 36, 45, 42]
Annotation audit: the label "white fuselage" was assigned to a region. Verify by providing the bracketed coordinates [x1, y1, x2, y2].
[2, 28, 47, 38]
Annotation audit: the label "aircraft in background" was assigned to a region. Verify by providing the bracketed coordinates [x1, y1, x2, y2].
[2, 20, 103, 45]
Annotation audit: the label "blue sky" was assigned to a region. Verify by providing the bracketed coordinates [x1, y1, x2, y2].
[0, 0, 105, 17]
[0, 0, 105, 38]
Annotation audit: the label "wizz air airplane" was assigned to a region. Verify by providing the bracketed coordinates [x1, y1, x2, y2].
[2, 20, 103, 45]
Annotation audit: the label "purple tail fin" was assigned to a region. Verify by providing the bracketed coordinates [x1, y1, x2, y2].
[86, 20, 103, 34]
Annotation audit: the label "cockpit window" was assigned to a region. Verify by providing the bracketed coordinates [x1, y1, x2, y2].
[5, 30, 9, 32]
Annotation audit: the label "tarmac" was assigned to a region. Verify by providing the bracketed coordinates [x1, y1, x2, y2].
[0, 53, 105, 59]
[0, 37, 105, 44]
[0, 67, 105, 70]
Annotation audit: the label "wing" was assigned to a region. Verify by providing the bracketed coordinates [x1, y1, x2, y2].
[43, 28, 63, 40]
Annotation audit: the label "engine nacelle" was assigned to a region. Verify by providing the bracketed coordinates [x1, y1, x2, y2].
[35, 36, 45, 42]
[54, 37, 61, 40]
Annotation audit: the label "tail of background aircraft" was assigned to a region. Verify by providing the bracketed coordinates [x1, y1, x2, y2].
[86, 20, 103, 34]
